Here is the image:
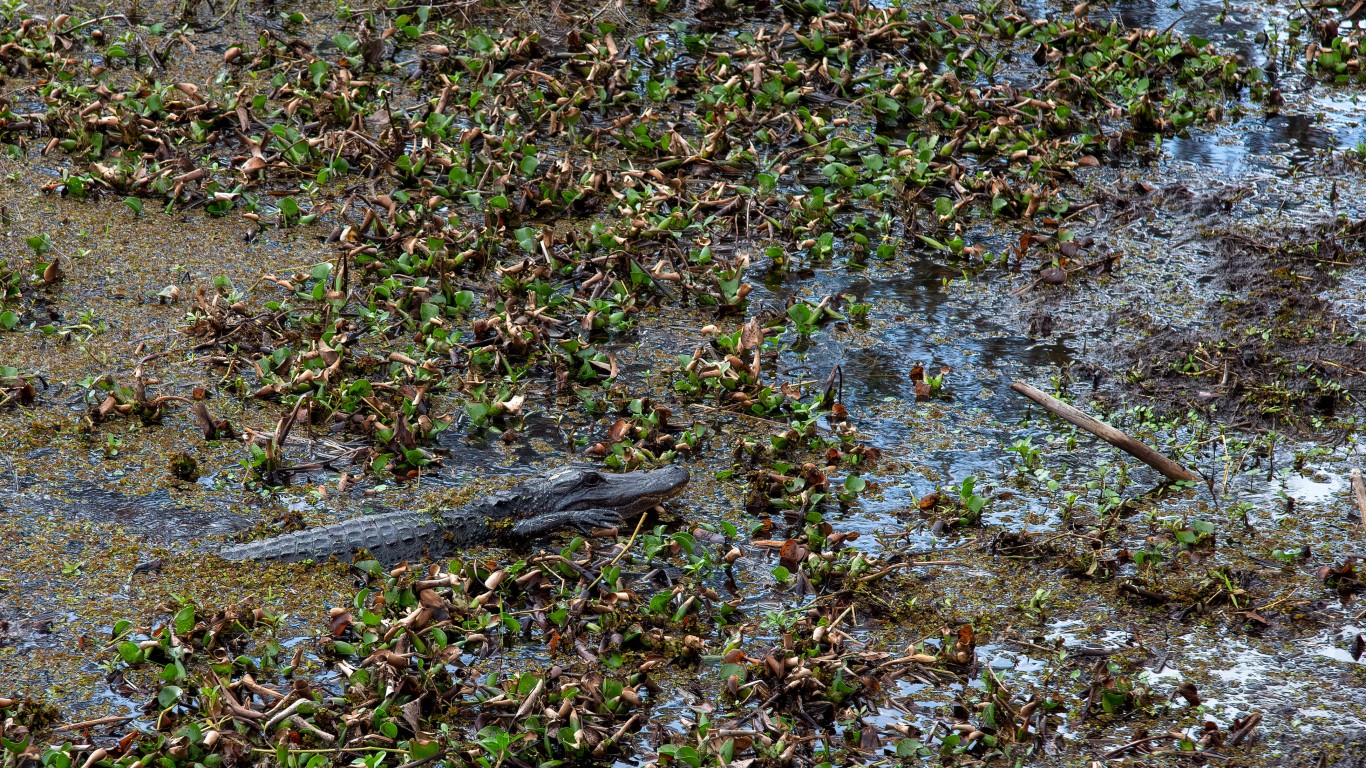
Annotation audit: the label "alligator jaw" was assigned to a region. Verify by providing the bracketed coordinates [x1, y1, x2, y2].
[550, 465, 690, 516]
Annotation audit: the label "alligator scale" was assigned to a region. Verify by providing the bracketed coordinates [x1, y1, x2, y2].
[219, 466, 689, 563]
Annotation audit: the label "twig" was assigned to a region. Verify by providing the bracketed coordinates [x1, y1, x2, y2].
[1228, 712, 1261, 746]
[1144, 749, 1228, 760]
[54, 715, 134, 732]
[393, 752, 444, 768]
[238, 675, 287, 702]
[289, 715, 335, 743]
[583, 508, 650, 592]
[1120, 581, 1171, 603]
[1100, 734, 1172, 758]
[1077, 658, 1107, 724]
[1004, 637, 1064, 654]
[249, 747, 409, 755]
[857, 561, 965, 583]
[264, 697, 307, 730]
[1350, 469, 1366, 526]
[604, 713, 643, 749]
[207, 668, 265, 726]
[77, 748, 108, 768]
[1009, 381, 1200, 482]
[1060, 201, 1101, 223]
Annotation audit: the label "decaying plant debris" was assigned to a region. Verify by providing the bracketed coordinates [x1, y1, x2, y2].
[1118, 215, 1366, 430]
[5, 0, 1366, 765]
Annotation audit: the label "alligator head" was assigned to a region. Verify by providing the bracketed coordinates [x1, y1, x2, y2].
[540, 465, 689, 515]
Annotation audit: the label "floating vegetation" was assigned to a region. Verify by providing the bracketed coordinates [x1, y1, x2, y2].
[7, 0, 1366, 765]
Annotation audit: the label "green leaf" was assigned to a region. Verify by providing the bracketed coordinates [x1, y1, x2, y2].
[674, 746, 702, 768]
[916, 234, 949, 252]
[174, 604, 195, 634]
[896, 738, 926, 757]
[787, 303, 815, 326]
[468, 31, 493, 53]
[408, 739, 440, 762]
[718, 663, 746, 682]
[41, 746, 71, 768]
[117, 641, 144, 664]
[648, 593, 670, 614]
[517, 674, 541, 696]
[157, 685, 183, 709]
[670, 531, 696, 555]
[514, 227, 538, 253]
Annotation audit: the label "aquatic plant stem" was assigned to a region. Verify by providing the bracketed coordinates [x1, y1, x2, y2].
[584, 507, 651, 593]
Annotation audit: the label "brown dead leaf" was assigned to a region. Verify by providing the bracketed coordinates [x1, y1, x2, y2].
[740, 316, 764, 354]
[328, 611, 353, 637]
[1174, 681, 1201, 706]
[779, 539, 809, 570]
[607, 418, 632, 443]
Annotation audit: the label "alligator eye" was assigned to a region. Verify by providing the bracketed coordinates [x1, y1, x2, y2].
[584, 473, 604, 485]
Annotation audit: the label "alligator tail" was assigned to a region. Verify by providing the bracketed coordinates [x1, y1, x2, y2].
[218, 511, 447, 563]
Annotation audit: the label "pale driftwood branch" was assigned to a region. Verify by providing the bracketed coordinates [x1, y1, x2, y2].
[1351, 469, 1366, 525]
[1008, 381, 1200, 483]
[54, 715, 134, 732]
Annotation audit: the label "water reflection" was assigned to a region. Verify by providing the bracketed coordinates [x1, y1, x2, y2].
[1165, 113, 1345, 172]
[1015, 0, 1263, 61]
[9, 485, 247, 543]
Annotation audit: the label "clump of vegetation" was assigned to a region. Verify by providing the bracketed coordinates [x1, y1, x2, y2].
[167, 452, 198, 482]
[1119, 217, 1366, 430]
[0, 0, 1334, 763]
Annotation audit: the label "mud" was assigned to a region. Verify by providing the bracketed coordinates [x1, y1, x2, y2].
[1104, 202, 1366, 430]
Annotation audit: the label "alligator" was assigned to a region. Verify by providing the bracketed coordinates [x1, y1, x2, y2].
[217, 465, 689, 563]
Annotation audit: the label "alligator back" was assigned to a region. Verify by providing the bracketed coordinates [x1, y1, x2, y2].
[212, 467, 682, 564]
[218, 510, 450, 563]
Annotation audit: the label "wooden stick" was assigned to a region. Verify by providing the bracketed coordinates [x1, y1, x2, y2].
[1008, 381, 1200, 483]
[1228, 712, 1261, 746]
[1100, 733, 1175, 758]
[238, 674, 287, 702]
[54, 715, 134, 732]
[1351, 469, 1366, 526]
